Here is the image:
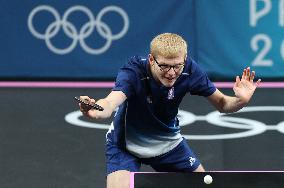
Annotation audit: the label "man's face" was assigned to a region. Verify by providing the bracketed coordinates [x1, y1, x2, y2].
[149, 53, 185, 87]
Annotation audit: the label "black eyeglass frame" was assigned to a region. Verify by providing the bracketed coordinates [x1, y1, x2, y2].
[153, 56, 185, 73]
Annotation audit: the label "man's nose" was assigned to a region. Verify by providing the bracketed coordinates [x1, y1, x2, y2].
[167, 67, 176, 75]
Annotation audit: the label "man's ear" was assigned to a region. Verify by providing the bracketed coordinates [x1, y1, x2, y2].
[148, 54, 154, 66]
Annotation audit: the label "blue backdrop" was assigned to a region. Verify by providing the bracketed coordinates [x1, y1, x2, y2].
[195, 0, 284, 80]
[0, 0, 283, 80]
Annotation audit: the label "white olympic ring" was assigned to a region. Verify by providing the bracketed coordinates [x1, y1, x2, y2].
[64, 106, 284, 140]
[28, 5, 129, 55]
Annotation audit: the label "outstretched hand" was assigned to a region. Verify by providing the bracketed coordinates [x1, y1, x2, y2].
[233, 67, 261, 104]
[79, 96, 96, 116]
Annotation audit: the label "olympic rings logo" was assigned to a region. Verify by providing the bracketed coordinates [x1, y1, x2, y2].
[65, 106, 284, 140]
[28, 5, 129, 55]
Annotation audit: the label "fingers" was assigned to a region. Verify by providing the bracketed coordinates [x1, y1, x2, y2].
[236, 75, 240, 83]
[241, 67, 261, 87]
[80, 96, 90, 103]
[235, 76, 241, 86]
[241, 67, 250, 80]
[79, 103, 91, 113]
[242, 67, 256, 82]
[78, 96, 94, 115]
[242, 67, 251, 80]
[89, 98, 96, 105]
[234, 75, 240, 87]
[250, 71, 255, 82]
[255, 79, 261, 87]
[241, 68, 246, 80]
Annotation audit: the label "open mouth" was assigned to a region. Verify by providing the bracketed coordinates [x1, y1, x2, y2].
[165, 77, 175, 81]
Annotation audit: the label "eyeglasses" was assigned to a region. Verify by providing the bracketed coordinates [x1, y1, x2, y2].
[153, 56, 185, 73]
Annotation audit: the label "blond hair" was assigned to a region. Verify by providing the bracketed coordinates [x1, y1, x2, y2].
[150, 33, 187, 58]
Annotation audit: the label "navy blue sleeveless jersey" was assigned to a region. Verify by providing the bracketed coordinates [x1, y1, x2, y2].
[106, 56, 216, 158]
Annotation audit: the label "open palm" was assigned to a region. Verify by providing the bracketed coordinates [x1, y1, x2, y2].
[233, 67, 261, 104]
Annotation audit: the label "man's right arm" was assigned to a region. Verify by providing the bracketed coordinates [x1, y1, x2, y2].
[79, 91, 127, 119]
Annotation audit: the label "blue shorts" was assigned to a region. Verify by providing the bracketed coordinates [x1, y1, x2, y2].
[106, 138, 201, 175]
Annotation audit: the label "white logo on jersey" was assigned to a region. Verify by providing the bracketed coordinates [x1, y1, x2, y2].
[167, 87, 174, 99]
[189, 157, 196, 166]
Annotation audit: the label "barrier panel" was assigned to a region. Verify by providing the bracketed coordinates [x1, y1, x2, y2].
[1, 0, 284, 80]
[132, 172, 284, 188]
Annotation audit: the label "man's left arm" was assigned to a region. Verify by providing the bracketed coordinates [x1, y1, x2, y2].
[207, 67, 261, 113]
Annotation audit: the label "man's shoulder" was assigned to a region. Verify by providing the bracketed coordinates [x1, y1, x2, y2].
[179, 57, 195, 78]
[124, 55, 147, 69]
[184, 57, 205, 76]
[119, 56, 148, 77]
